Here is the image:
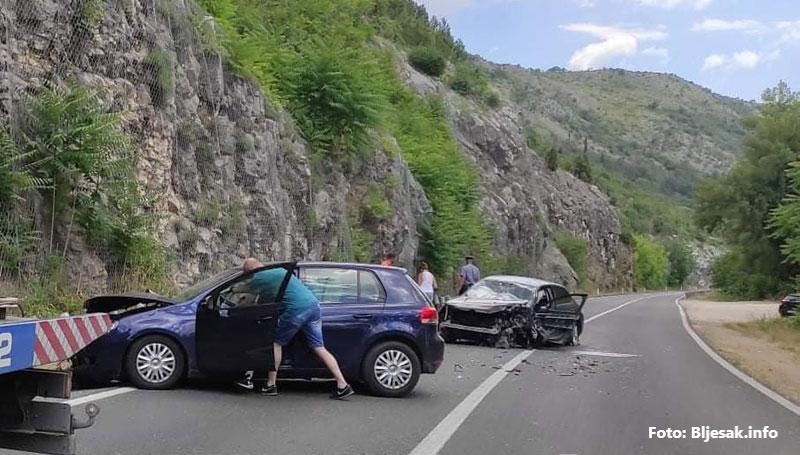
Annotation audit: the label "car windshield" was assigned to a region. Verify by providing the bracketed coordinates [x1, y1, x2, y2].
[465, 279, 536, 301]
[174, 268, 239, 301]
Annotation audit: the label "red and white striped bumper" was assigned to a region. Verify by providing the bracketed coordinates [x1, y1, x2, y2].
[32, 314, 114, 366]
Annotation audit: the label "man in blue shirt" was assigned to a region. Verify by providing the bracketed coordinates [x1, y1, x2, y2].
[235, 258, 354, 399]
[457, 255, 481, 295]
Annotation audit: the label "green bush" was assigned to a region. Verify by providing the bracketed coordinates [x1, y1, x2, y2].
[665, 240, 693, 286]
[484, 91, 500, 108]
[408, 47, 446, 77]
[143, 49, 174, 108]
[449, 62, 488, 97]
[22, 256, 84, 317]
[544, 147, 559, 171]
[279, 46, 386, 159]
[633, 235, 669, 289]
[554, 231, 587, 282]
[363, 183, 392, 222]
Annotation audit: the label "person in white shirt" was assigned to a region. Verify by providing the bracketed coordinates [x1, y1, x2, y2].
[417, 262, 438, 302]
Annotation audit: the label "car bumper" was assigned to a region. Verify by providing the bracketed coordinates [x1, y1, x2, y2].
[422, 330, 445, 374]
[440, 320, 500, 335]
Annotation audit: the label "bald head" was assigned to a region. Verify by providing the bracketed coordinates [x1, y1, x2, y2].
[243, 257, 264, 272]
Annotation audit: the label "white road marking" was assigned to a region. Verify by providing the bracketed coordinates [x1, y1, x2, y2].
[584, 295, 653, 323]
[409, 295, 652, 455]
[571, 351, 639, 358]
[65, 386, 137, 406]
[674, 296, 800, 417]
[408, 350, 532, 455]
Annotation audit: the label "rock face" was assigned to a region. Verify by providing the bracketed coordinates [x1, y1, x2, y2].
[0, 0, 632, 292]
[403, 61, 632, 289]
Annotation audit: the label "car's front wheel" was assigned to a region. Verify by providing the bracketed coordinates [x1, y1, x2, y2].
[362, 341, 420, 398]
[125, 335, 185, 390]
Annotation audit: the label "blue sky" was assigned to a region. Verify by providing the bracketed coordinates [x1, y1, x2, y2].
[416, 0, 799, 100]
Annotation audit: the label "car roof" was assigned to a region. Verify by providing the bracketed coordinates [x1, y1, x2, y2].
[482, 275, 560, 288]
[298, 261, 407, 272]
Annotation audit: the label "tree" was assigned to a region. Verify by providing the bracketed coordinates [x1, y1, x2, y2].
[633, 235, 668, 290]
[694, 82, 800, 298]
[665, 241, 693, 287]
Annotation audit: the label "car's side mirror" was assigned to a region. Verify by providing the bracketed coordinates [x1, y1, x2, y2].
[204, 295, 215, 311]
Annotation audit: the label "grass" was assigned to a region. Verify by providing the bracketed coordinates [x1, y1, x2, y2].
[725, 316, 800, 356]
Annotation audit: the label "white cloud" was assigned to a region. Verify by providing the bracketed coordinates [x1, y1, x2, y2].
[702, 49, 780, 71]
[574, 0, 596, 7]
[777, 20, 800, 43]
[560, 23, 667, 70]
[642, 46, 670, 64]
[691, 19, 765, 33]
[634, 0, 712, 10]
[732, 50, 760, 68]
[702, 53, 727, 70]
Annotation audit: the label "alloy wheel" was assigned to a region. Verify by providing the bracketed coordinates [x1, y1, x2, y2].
[374, 349, 413, 390]
[136, 342, 177, 384]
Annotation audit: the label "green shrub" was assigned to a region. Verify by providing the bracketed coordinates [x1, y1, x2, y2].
[554, 231, 587, 282]
[449, 62, 488, 97]
[195, 198, 224, 225]
[544, 147, 559, 171]
[279, 45, 386, 159]
[408, 47, 446, 77]
[665, 241, 693, 286]
[363, 183, 392, 222]
[633, 235, 669, 289]
[143, 49, 174, 108]
[484, 91, 500, 108]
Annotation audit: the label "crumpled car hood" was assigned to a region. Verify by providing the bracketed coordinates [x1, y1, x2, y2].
[445, 297, 528, 314]
[84, 293, 178, 313]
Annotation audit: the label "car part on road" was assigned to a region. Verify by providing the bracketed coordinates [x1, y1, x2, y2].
[362, 341, 420, 397]
[125, 335, 185, 389]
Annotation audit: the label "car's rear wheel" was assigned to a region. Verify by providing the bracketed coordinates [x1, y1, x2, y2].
[362, 341, 420, 398]
[125, 335, 185, 390]
[568, 324, 580, 346]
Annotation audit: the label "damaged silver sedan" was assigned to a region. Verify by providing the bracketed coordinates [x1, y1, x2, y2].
[439, 276, 587, 349]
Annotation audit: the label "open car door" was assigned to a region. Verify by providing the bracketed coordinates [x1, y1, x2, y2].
[195, 262, 294, 378]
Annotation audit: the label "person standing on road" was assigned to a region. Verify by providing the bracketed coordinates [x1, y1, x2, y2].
[380, 253, 396, 267]
[235, 258, 354, 400]
[417, 262, 438, 302]
[457, 255, 480, 295]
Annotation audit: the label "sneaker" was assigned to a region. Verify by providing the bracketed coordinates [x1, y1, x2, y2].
[261, 384, 278, 396]
[331, 384, 354, 400]
[233, 378, 254, 392]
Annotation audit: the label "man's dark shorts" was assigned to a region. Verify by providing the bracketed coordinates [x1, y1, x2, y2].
[275, 306, 324, 348]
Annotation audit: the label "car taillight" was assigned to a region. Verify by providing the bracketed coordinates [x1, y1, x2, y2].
[419, 306, 438, 324]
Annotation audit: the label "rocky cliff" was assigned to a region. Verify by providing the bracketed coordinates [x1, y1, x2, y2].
[0, 0, 631, 293]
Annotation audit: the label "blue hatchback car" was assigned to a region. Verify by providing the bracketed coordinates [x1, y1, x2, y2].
[74, 262, 445, 397]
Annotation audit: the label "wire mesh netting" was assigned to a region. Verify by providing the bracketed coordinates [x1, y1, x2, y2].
[0, 0, 349, 315]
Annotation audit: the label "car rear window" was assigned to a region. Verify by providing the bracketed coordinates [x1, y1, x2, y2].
[374, 269, 427, 306]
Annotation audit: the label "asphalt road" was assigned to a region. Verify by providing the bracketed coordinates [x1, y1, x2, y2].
[4, 293, 799, 455]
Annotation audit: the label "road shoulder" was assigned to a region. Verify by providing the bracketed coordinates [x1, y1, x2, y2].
[682, 298, 800, 405]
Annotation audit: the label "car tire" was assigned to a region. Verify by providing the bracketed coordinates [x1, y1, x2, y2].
[361, 341, 420, 398]
[125, 335, 185, 390]
[568, 324, 580, 346]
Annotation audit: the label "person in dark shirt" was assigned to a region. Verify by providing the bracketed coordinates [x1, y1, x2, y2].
[235, 258, 354, 400]
[457, 255, 481, 295]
